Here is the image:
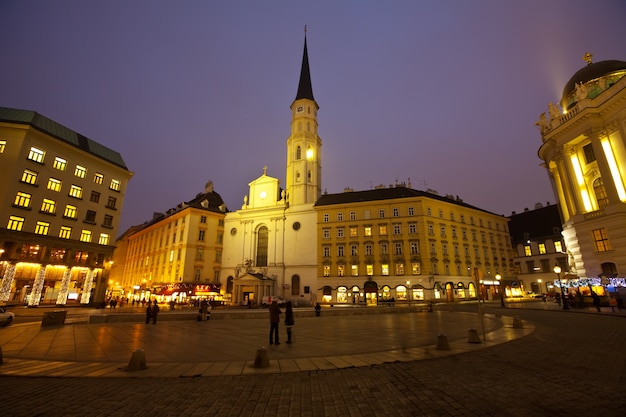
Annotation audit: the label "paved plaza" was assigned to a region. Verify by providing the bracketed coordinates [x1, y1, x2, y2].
[1, 301, 625, 416]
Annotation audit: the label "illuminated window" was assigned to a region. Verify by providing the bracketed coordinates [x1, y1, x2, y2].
[379, 225, 387, 236]
[381, 264, 389, 276]
[366, 264, 374, 276]
[64, 204, 77, 219]
[8, 216, 24, 231]
[74, 165, 86, 178]
[592, 229, 611, 252]
[0, 140, 5, 153]
[412, 262, 421, 275]
[338, 265, 345, 276]
[396, 263, 404, 275]
[21, 169, 38, 185]
[524, 245, 532, 256]
[364, 226, 372, 237]
[554, 241, 563, 252]
[351, 264, 358, 276]
[323, 265, 330, 277]
[99, 233, 110, 245]
[349, 226, 358, 237]
[69, 185, 82, 199]
[28, 147, 45, 163]
[47, 178, 62, 192]
[35, 221, 50, 235]
[40, 199, 56, 214]
[109, 179, 120, 191]
[59, 226, 72, 239]
[53, 157, 66, 171]
[14, 192, 31, 208]
[538, 243, 546, 254]
[94, 173, 103, 184]
[80, 230, 92, 243]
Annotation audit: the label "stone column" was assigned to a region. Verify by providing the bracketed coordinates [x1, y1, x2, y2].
[0, 263, 16, 303]
[81, 269, 95, 304]
[56, 268, 72, 305]
[28, 265, 47, 306]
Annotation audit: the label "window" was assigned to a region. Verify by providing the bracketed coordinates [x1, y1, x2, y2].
[426, 207, 432, 216]
[337, 227, 344, 238]
[99, 233, 110, 245]
[323, 228, 330, 239]
[393, 224, 401, 235]
[198, 230, 205, 241]
[393, 208, 399, 217]
[351, 264, 358, 276]
[35, 221, 50, 235]
[69, 185, 83, 199]
[430, 243, 437, 254]
[593, 177, 609, 209]
[28, 147, 45, 163]
[440, 225, 446, 237]
[90, 191, 100, 203]
[106, 196, 117, 209]
[396, 263, 404, 275]
[59, 226, 72, 239]
[366, 264, 374, 276]
[215, 250, 222, 262]
[380, 242, 388, 255]
[41, 199, 56, 214]
[74, 165, 86, 178]
[394, 242, 403, 255]
[410, 242, 419, 254]
[80, 230, 92, 243]
[53, 157, 66, 171]
[48, 178, 62, 192]
[323, 265, 330, 277]
[428, 224, 434, 235]
[379, 225, 387, 236]
[337, 245, 344, 257]
[365, 243, 373, 256]
[64, 205, 77, 219]
[524, 245, 532, 256]
[349, 211, 356, 220]
[554, 241, 563, 252]
[109, 179, 120, 191]
[538, 243, 546, 254]
[364, 210, 371, 219]
[408, 207, 414, 216]
[14, 192, 31, 208]
[94, 173, 104, 184]
[323, 213, 329, 223]
[21, 169, 38, 185]
[592, 228, 611, 252]
[256, 226, 268, 267]
[452, 227, 457, 238]
[412, 262, 421, 275]
[351, 244, 358, 256]
[379, 209, 385, 218]
[323, 246, 330, 257]
[338, 265, 345, 276]
[337, 212, 343, 221]
[8, 216, 24, 231]
[364, 226, 372, 237]
[103, 215, 113, 228]
[381, 264, 389, 276]
[438, 209, 444, 218]
[0, 140, 5, 153]
[583, 143, 596, 164]
[409, 222, 416, 234]
[85, 210, 96, 224]
[200, 215, 207, 224]
[350, 226, 358, 237]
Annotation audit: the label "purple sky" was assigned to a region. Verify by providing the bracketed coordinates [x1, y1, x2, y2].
[2, 1, 626, 234]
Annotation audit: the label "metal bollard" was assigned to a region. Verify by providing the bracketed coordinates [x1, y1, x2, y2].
[512, 316, 524, 329]
[126, 349, 147, 371]
[436, 333, 450, 350]
[253, 347, 270, 368]
[467, 328, 482, 343]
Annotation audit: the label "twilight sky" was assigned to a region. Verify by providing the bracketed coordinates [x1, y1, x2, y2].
[2, 1, 626, 234]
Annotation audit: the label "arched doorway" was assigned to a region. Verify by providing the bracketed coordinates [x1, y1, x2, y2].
[363, 280, 378, 305]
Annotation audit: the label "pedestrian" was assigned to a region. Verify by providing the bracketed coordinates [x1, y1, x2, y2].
[269, 300, 282, 345]
[315, 302, 321, 317]
[145, 302, 152, 324]
[591, 291, 601, 312]
[284, 301, 295, 344]
[152, 300, 160, 324]
[200, 299, 209, 321]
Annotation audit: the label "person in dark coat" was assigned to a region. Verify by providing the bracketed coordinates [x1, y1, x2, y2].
[591, 291, 601, 312]
[145, 302, 152, 324]
[151, 300, 160, 324]
[284, 301, 295, 344]
[315, 302, 321, 317]
[268, 300, 282, 345]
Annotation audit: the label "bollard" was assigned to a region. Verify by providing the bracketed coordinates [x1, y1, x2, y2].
[253, 347, 270, 368]
[436, 333, 450, 350]
[512, 316, 524, 329]
[467, 328, 482, 344]
[126, 349, 147, 371]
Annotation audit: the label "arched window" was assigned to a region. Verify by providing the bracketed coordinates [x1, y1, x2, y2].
[226, 276, 234, 293]
[256, 226, 268, 267]
[593, 177, 609, 208]
[291, 275, 300, 296]
[296, 146, 302, 160]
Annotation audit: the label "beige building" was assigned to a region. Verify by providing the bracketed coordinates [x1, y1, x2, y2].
[537, 54, 626, 293]
[112, 181, 227, 304]
[221, 36, 320, 307]
[0, 107, 132, 306]
[314, 185, 513, 305]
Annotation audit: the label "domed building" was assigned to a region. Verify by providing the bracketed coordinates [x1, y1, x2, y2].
[537, 53, 626, 295]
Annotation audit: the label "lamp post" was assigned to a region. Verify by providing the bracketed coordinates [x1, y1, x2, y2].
[537, 279, 542, 295]
[495, 273, 505, 307]
[406, 280, 411, 306]
[553, 265, 569, 310]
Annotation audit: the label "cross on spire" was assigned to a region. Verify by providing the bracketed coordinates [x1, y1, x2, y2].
[263, 165, 268, 176]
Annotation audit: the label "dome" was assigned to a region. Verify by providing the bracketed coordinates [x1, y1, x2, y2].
[561, 59, 626, 109]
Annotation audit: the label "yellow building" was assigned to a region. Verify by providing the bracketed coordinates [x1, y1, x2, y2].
[112, 181, 227, 304]
[537, 54, 626, 292]
[0, 107, 133, 306]
[314, 185, 513, 305]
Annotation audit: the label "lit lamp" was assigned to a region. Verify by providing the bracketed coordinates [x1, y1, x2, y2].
[553, 265, 569, 310]
[406, 280, 411, 306]
[495, 273, 505, 307]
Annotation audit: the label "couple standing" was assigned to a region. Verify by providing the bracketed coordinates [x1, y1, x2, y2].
[269, 300, 294, 345]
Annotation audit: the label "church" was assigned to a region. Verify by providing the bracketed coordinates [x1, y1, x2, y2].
[220, 35, 321, 307]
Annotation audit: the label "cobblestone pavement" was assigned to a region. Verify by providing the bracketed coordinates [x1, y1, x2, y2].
[1, 301, 625, 416]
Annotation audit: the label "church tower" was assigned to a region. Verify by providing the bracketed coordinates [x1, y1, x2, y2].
[285, 32, 322, 207]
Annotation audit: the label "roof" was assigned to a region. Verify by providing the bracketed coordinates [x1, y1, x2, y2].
[314, 186, 499, 216]
[294, 36, 315, 102]
[507, 204, 562, 243]
[0, 106, 128, 169]
[561, 59, 626, 108]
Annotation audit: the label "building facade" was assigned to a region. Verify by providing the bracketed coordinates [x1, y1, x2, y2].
[111, 181, 227, 304]
[0, 107, 132, 306]
[537, 54, 626, 294]
[221, 35, 320, 307]
[508, 203, 566, 296]
[313, 185, 514, 305]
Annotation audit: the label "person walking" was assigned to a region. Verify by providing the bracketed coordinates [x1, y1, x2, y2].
[151, 300, 160, 324]
[284, 301, 295, 344]
[315, 302, 321, 317]
[269, 300, 282, 345]
[591, 291, 601, 312]
[200, 299, 209, 321]
[145, 302, 152, 324]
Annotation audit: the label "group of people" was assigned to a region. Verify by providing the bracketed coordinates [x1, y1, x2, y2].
[268, 301, 295, 345]
[145, 300, 160, 324]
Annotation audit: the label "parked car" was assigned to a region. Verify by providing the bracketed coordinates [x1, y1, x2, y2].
[0, 306, 15, 326]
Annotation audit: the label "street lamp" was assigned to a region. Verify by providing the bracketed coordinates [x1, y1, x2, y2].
[406, 280, 411, 306]
[537, 279, 542, 295]
[553, 265, 569, 310]
[495, 273, 505, 307]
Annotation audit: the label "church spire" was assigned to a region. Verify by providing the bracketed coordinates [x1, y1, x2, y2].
[295, 27, 315, 102]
